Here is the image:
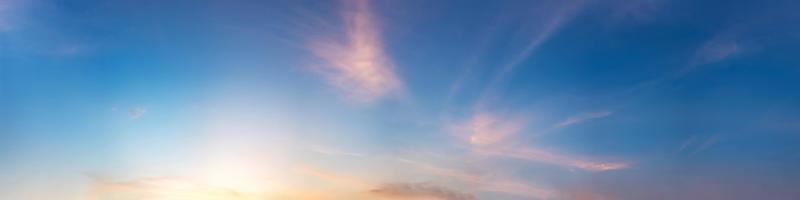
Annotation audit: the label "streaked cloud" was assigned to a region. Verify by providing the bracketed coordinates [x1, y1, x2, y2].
[628, 33, 749, 94]
[607, 0, 665, 22]
[669, 30, 754, 80]
[554, 111, 614, 129]
[308, 0, 402, 103]
[294, 165, 370, 190]
[310, 145, 365, 157]
[479, 146, 629, 171]
[690, 39, 743, 67]
[481, 0, 586, 94]
[676, 134, 719, 156]
[448, 110, 628, 172]
[502, 0, 585, 72]
[88, 176, 265, 200]
[129, 107, 147, 119]
[370, 182, 476, 200]
[450, 111, 527, 146]
[397, 159, 482, 183]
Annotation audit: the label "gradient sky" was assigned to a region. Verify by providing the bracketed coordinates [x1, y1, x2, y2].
[2, 0, 800, 199]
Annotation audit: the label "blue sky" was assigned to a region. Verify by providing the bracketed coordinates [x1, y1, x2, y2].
[2, 0, 800, 199]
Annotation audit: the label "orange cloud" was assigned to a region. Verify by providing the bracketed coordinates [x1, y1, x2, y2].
[88, 173, 376, 200]
[309, 0, 402, 103]
[87, 176, 266, 200]
[294, 165, 371, 190]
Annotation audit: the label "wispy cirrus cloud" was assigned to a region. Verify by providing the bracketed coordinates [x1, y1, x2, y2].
[450, 111, 527, 146]
[554, 111, 614, 129]
[695, 40, 742, 65]
[679, 37, 744, 74]
[309, 145, 365, 157]
[479, 0, 586, 97]
[308, 0, 402, 104]
[88, 176, 265, 200]
[479, 146, 629, 171]
[294, 165, 371, 190]
[676, 134, 720, 156]
[447, 1, 587, 108]
[397, 159, 482, 183]
[448, 110, 628, 172]
[625, 29, 752, 95]
[370, 182, 476, 200]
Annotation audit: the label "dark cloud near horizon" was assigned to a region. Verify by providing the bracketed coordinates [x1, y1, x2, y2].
[371, 182, 476, 200]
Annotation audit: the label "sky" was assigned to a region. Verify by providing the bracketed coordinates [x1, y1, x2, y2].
[2, 0, 800, 199]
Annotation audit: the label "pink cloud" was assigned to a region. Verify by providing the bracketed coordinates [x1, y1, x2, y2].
[450, 111, 528, 146]
[370, 182, 476, 200]
[480, 146, 629, 171]
[448, 110, 628, 172]
[308, 0, 402, 103]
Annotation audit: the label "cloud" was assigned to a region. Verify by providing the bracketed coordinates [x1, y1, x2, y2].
[397, 159, 482, 183]
[676, 134, 719, 156]
[673, 32, 748, 76]
[88, 176, 264, 200]
[607, 0, 665, 22]
[501, 0, 584, 73]
[692, 39, 742, 66]
[479, 0, 586, 96]
[447, 110, 627, 172]
[308, 0, 402, 103]
[450, 111, 527, 146]
[628, 33, 749, 95]
[481, 180, 555, 199]
[294, 165, 370, 190]
[370, 182, 476, 200]
[310, 145, 365, 157]
[554, 111, 614, 129]
[480, 146, 629, 171]
[129, 107, 146, 119]
[398, 159, 555, 199]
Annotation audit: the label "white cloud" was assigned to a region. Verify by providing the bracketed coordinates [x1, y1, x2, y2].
[554, 111, 614, 129]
